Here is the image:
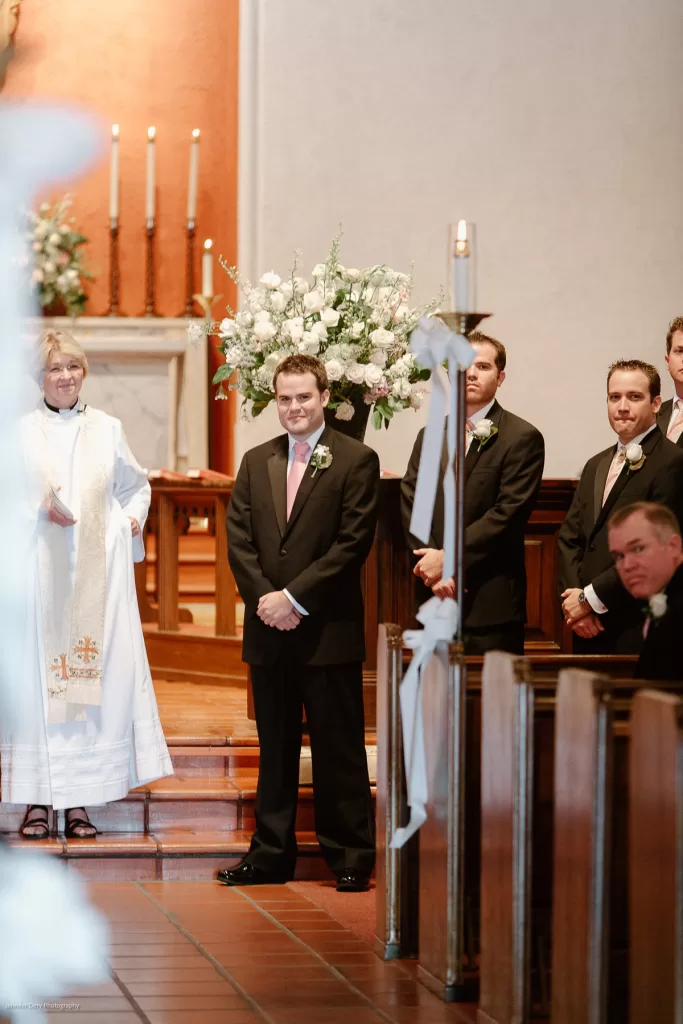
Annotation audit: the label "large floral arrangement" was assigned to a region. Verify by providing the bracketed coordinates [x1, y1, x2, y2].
[207, 237, 439, 430]
[27, 195, 91, 316]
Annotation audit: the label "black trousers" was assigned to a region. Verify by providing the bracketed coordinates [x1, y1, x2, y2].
[247, 660, 375, 878]
[464, 622, 525, 656]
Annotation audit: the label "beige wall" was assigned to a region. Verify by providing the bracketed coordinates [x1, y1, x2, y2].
[237, 0, 683, 478]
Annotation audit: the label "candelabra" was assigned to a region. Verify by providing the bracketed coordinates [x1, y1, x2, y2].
[142, 219, 159, 317]
[105, 219, 120, 316]
[180, 220, 197, 317]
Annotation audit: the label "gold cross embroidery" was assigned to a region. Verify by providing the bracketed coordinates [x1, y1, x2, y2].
[73, 636, 100, 664]
[53, 653, 68, 680]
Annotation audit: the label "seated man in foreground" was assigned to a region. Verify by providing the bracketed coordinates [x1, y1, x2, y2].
[607, 501, 682, 680]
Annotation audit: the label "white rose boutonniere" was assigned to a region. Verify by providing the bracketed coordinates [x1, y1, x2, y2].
[471, 418, 499, 451]
[648, 592, 667, 620]
[310, 444, 333, 476]
[623, 443, 646, 472]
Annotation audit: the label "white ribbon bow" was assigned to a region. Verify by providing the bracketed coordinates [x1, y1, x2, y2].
[391, 596, 459, 848]
[409, 316, 474, 582]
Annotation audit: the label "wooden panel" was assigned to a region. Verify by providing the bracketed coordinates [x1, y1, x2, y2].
[551, 669, 613, 1024]
[478, 652, 533, 1024]
[214, 492, 236, 636]
[629, 690, 682, 1024]
[157, 493, 179, 632]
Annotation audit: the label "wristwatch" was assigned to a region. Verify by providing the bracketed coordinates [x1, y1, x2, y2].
[578, 590, 587, 606]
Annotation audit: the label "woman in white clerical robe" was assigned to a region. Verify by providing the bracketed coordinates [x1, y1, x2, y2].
[1, 329, 173, 838]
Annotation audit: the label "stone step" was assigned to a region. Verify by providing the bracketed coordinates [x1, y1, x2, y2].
[4, 829, 327, 882]
[168, 742, 378, 784]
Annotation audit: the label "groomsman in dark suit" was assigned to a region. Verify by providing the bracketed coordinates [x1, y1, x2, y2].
[657, 316, 683, 448]
[558, 360, 683, 653]
[219, 355, 379, 891]
[607, 502, 682, 680]
[401, 333, 545, 655]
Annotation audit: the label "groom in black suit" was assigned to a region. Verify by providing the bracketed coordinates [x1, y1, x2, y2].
[657, 316, 683, 448]
[558, 360, 683, 653]
[401, 333, 545, 655]
[218, 355, 379, 891]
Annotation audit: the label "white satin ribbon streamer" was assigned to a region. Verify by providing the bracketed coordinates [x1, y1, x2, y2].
[391, 596, 459, 848]
[409, 316, 474, 582]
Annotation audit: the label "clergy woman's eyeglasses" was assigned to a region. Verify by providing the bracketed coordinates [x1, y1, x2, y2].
[46, 363, 84, 377]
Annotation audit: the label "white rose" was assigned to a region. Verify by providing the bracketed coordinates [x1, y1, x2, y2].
[370, 349, 387, 367]
[236, 311, 253, 328]
[66, 268, 79, 282]
[320, 307, 341, 328]
[303, 290, 324, 314]
[298, 332, 320, 356]
[344, 268, 361, 283]
[369, 327, 395, 350]
[284, 317, 304, 341]
[351, 321, 365, 339]
[260, 271, 281, 289]
[49, 232, 61, 246]
[473, 419, 493, 440]
[56, 273, 69, 291]
[335, 401, 355, 422]
[36, 219, 49, 238]
[649, 592, 668, 619]
[311, 321, 328, 342]
[625, 442, 643, 464]
[392, 378, 412, 400]
[253, 320, 277, 343]
[225, 346, 243, 366]
[346, 362, 367, 385]
[409, 387, 425, 409]
[219, 317, 237, 337]
[312, 263, 327, 279]
[325, 359, 344, 382]
[269, 291, 287, 313]
[254, 309, 271, 322]
[280, 280, 293, 301]
[263, 350, 286, 372]
[294, 276, 310, 296]
[364, 363, 384, 388]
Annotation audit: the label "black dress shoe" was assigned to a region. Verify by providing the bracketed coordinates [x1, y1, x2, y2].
[216, 861, 289, 886]
[336, 870, 370, 893]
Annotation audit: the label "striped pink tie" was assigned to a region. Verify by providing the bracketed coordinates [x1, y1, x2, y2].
[667, 403, 683, 443]
[465, 419, 475, 453]
[602, 450, 624, 505]
[286, 441, 310, 519]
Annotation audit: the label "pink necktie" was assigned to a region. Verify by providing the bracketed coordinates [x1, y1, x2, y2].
[602, 449, 624, 505]
[286, 441, 310, 519]
[667, 402, 683, 443]
[465, 419, 475, 454]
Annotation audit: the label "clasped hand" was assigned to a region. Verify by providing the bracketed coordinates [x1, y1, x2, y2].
[561, 587, 605, 637]
[413, 547, 455, 599]
[258, 591, 301, 631]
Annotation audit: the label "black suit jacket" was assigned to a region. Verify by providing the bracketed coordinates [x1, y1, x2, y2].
[401, 400, 545, 629]
[657, 399, 683, 448]
[557, 426, 683, 649]
[635, 564, 683, 681]
[227, 426, 379, 667]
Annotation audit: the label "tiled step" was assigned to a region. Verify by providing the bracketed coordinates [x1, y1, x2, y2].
[4, 829, 327, 882]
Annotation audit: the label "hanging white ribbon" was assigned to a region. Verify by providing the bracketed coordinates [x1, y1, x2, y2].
[391, 317, 475, 849]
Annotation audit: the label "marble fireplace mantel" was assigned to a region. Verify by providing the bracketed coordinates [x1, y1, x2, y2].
[30, 316, 208, 472]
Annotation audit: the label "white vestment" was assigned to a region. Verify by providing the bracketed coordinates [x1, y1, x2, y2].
[0, 402, 173, 809]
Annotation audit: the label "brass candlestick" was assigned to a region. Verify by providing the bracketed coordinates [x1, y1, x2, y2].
[142, 219, 159, 317]
[181, 220, 198, 317]
[105, 218, 121, 316]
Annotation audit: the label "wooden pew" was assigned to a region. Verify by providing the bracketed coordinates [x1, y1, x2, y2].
[551, 669, 613, 1024]
[477, 652, 534, 1024]
[629, 690, 683, 1024]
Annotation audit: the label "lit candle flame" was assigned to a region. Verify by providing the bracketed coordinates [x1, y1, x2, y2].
[204, 238, 213, 251]
[148, 126, 156, 141]
[112, 123, 120, 139]
[455, 219, 469, 256]
[192, 128, 200, 140]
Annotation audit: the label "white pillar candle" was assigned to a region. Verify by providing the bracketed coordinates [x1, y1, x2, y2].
[145, 126, 156, 222]
[109, 124, 119, 221]
[187, 128, 200, 222]
[202, 238, 214, 296]
[453, 219, 470, 313]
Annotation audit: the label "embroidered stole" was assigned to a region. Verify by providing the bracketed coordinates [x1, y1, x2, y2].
[35, 407, 107, 724]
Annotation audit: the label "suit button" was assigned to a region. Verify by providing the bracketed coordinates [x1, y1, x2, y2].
[281, 548, 287, 556]
[588, 544, 595, 552]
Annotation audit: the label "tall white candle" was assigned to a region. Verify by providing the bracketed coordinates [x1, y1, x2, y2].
[187, 128, 200, 222]
[109, 124, 120, 221]
[453, 219, 470, 313]
[202, 239, 214, 296]
[145, 126, 156, 222]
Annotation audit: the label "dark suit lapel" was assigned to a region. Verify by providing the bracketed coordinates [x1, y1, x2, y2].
[657, 399, 672, 438]
[284, 426, 334, 537]
[591, 427, 662, 537]
[593, 447, 615, 524]
[267, 435, 289, 537]
[465, 400, 502, 482]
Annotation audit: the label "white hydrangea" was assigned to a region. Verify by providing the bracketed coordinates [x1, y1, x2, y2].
[260, 271, 281, 289]
[298, 332, 320, 356]
[369, 349, 387, 367]
[255, 366, 275, 392]
[351, 321, 365, 339]
[236, 311, 253, 328]
[392, 378, 412, 400]
[225, 345, 244, 366]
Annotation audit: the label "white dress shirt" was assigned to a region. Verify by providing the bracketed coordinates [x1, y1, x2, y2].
[465, 398, 496, 453]
[584, 425, 657, 614]
[282, 422, 326, 616]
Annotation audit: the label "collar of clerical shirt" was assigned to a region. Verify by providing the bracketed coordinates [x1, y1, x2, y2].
[43, 398, 84, 417]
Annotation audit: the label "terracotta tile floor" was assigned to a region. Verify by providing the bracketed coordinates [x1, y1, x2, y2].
[1, 881, 479, 1024]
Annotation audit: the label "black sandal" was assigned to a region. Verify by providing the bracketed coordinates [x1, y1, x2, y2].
[19, 804, 50, 840]
[64, 808, 99, 839]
